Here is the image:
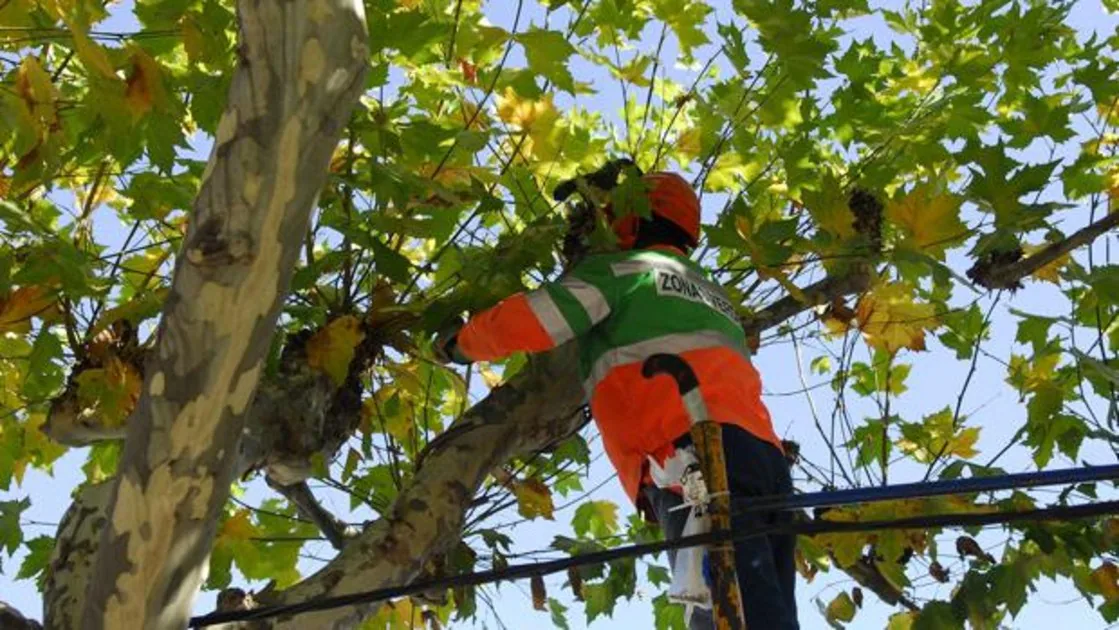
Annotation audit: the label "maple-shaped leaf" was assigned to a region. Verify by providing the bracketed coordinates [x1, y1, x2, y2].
[124, 46, 168, 118]
[75, 356, 142, 428]
[896, 407, 981, 463]
[63, 16, 118, 80]
[209, 508, 262, 588]
[841, 281, 939, 354]
[0, 286, 55, 334]
[517, 28, 576, 93]
[306, 315, 365, 386]
[886, 183, 967, 259]
[495, 88, 562, 160]
[513, 478, 555, 520]
[801, 174, 856, 240]
[1094, 562, 1119, 604]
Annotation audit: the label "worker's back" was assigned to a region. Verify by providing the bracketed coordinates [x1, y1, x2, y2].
[564, 246, 781, 501]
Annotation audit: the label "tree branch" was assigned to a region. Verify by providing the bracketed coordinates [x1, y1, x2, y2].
[267, 479, 356, 551]
[0, 602, 43, 630]
[967, 211, 1119, 290]
[741, 268, 872, 338]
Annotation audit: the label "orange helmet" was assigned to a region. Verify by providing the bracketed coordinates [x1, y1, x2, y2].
[608, 171, 701, 250]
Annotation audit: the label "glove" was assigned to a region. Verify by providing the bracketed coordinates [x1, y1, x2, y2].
[433, 317, 471, 365]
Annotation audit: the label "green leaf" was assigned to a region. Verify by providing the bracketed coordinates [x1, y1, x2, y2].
[651, 0, 712, 60]
[16, 535, 54, 588]
[548, 598, 570, 630]
[369, 238, 414, 285]
[572, 500, 619, 539]
[0, 498, 29, 555]
[825, 591, 857, 625]
[583, 582, 616, 622]
[652, 593, 686, 630]
[517, 28, 577, 93]
[912, 601, 960, 630]
[647, 563, 672, 587]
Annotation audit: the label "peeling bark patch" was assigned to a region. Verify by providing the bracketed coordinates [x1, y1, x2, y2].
[104, 466, 194, 626]
[150, 372, 164, 396]
[243, 172, 262, 206]
[216, 108, 239, 145]
[307, 0, 333, 22]
[299, 39, 325, 98]
[228, 363, 262, 415]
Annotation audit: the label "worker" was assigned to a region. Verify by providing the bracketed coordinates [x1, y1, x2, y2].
[433, 170, 798, 629]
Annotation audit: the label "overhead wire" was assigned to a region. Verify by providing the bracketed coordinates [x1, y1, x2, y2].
[188, 463, 1119, 628]
[189, 498, 1119, 627]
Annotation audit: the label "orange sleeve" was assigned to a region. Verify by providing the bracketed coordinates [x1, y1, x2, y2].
[456, 293, 556, 362]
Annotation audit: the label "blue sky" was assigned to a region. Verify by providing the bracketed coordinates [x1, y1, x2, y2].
[4, 0, 1119, 628]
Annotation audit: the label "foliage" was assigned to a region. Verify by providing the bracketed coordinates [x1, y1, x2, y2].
[2, 0, 1119, 628]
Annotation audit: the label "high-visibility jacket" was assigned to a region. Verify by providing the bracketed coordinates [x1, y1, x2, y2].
[457, 245, 781, 502]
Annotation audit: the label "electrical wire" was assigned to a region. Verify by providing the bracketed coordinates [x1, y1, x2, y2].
[189, 498, 1119, 627]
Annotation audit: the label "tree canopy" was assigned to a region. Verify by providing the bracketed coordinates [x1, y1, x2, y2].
[2, 0, 1119, 628]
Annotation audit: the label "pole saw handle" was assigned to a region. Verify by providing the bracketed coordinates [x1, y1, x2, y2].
[641, 353, 699, 396]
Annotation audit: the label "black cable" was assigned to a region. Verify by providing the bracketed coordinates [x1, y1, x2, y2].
[189, 499, 1119, 627]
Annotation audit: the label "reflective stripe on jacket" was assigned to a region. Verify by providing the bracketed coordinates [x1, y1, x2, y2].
[457, 246, 781, 502]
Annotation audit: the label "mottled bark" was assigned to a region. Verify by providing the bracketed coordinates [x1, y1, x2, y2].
[253, 346, 586, 630]
[43, 481, 113, 628]
[72, 2, 369, 628]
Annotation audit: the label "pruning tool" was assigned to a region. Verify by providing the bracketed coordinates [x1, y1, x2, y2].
[642, 353, 748, 630]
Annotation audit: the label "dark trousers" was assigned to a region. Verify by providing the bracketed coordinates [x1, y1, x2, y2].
[642, 425, 799, 630]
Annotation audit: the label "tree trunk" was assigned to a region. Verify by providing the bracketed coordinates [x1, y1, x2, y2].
[74, 2, 368, 628]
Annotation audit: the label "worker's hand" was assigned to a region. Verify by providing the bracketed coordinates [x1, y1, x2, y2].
[433, 317, 471, 365]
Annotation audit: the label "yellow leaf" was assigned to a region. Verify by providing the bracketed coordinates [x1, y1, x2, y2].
[63, 17, 118, 80]
[1021, 243, 1069, 284]
[123, 46, 166, 118]
[479, 364, 502, 388]
[803, 184, 856, 240]
[513, 478, 555, 520]
[706, 152, 762, 192]
[1107, 167, 1119, 214]
[0, 286, 56, 334]
[675, 127, 701, 159]
[886, 612, 916, 630]
[180, 15, 205, 64]
[218, 509, 258, 544]
[495, 88, 561, 160]
[853, 281, 938, 354]
[15, 56, 58, 129]
[74, 356, 142, 428]
[306, 315, 366, 386]
[1094, 562, 1119, 604]
[886, 183, 967, 259]
[895, 408, 981, 463]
